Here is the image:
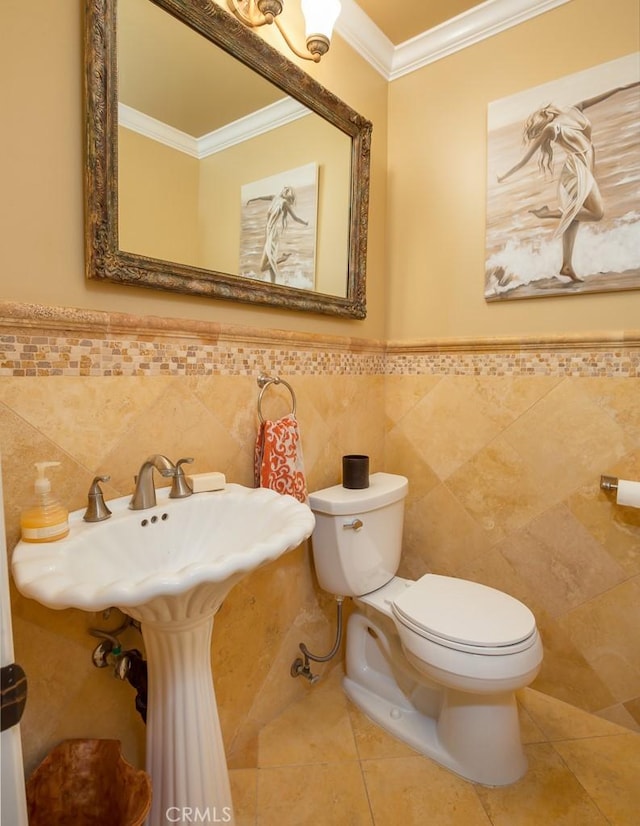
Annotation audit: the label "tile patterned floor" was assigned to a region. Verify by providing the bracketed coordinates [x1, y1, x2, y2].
[229, 668, 640, 825]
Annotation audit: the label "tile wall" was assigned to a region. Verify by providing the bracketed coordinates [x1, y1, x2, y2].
[1, 302, 638, 779]
[384, 365, 640, 729]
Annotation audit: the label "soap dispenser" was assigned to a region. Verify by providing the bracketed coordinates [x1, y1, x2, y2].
[20, 462, 69, 543]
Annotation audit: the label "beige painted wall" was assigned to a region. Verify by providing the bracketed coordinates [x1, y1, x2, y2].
[118, 127, 201, 263]
[2, 1, 637, 341]
[1, 0, 388, 338]
[385, 0, 640, 339]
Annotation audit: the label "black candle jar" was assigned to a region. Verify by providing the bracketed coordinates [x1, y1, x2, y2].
[342, 455, 369, 489]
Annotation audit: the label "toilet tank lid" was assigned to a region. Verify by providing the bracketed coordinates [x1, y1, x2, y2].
[309, 473, 408, 515]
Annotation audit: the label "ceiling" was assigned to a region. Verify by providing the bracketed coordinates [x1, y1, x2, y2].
[354, 0, 485, 45]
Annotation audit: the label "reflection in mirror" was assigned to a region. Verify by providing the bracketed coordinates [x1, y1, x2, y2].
[85, 0, 372, 317]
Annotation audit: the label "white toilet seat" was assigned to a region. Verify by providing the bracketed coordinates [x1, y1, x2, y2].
[391, 574, 538, 655]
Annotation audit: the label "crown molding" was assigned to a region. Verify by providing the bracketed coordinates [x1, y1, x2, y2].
[197, 97, 310, 157]
[337, 0, 573, 81]
[119, 98, 310, 159]
[335, 0, 395, 79]
[118, 103, 199, 156]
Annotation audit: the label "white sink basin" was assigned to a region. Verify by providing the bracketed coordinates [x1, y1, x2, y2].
[12, 482, 315, 826]
[12, 483, 315, 614]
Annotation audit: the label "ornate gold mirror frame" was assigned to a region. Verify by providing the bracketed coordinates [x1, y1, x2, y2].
[85, 0, 372, 318]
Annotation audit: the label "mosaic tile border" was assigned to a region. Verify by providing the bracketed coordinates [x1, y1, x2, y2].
[0, 335, 387, 378]
[385, 349, 640, 377]
[0, 302, 638, 378]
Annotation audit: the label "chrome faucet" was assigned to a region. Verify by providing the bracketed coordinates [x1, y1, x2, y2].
[130, 455, 177, 510]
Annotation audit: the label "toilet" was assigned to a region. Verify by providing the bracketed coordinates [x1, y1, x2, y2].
[309, 472, 543, 786]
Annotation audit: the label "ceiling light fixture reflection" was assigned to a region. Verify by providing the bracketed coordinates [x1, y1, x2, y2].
[227, 0, 342, 63]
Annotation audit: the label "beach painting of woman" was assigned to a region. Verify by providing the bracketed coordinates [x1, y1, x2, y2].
[239, 163, 318, 290]
[485, 53, 640, 301]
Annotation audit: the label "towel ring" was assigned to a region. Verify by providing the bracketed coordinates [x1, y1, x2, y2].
[257, 374, 297, 423]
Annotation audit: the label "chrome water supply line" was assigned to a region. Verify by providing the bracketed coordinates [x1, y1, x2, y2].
[89, 613, 137, 664]
[291, 596, 345, 683]
[89, 613, 148, 722]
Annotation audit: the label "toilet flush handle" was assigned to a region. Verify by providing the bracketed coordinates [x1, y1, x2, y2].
[343, 519, 363, 531]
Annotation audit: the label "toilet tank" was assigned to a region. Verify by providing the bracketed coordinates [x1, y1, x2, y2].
[308, 473, 408, 597]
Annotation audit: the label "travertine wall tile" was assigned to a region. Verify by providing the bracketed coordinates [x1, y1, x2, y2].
[2, 307, 639, 780]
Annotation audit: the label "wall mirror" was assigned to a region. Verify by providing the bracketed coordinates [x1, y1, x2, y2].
[85, 0, 372, 318]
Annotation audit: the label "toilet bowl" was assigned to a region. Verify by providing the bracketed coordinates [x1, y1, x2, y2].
[309, 473, 543, 786]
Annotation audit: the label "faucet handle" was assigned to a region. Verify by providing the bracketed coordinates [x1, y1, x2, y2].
[169, 458, 194, 499]
[84, 475, 112, 522]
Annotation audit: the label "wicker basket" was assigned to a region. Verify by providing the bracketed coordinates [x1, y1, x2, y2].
[26, 739, 151, 826]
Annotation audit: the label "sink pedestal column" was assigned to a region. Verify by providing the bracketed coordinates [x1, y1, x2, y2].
[130, 590, 237, 826]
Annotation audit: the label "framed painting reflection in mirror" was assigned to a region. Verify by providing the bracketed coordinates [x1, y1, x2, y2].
[240, 163, 318, 291]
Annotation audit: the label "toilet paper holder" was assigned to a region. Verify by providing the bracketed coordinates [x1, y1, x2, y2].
[600, 474, 640, 509]
[600, 475, 619, 492]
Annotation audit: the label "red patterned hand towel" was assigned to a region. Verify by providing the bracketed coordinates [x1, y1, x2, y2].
[254, 414, 308, 504]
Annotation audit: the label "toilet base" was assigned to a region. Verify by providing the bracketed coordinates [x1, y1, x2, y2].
[345, 612, 529, 786]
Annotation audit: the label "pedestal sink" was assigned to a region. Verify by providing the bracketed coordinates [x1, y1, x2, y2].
[12, 484, 315, 826]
